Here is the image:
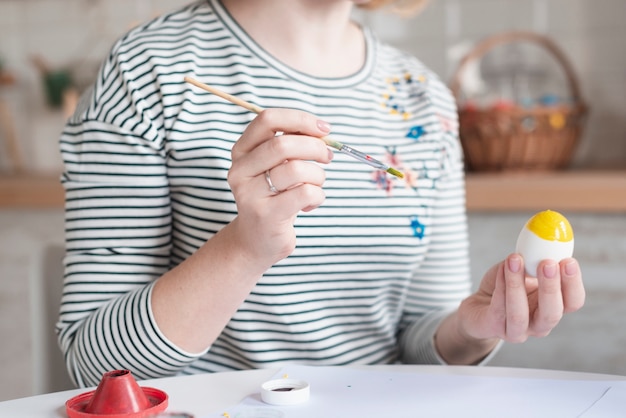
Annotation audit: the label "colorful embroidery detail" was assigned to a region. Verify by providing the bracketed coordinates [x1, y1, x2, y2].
[410, 216, 426, 239]
[406, 125, 426, 140]
[380, 72, 427, 120]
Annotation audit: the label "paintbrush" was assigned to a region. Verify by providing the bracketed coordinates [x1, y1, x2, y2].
[184, 76, 404, 179]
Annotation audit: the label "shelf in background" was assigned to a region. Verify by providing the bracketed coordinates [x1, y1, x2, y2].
[465, 170, 626, 212]
[0, 174, 64, 208]
[1, 170, 625, 212]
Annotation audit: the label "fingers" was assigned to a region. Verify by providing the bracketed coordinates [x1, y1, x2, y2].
[228, 108, 333, 211]
[263, 182, 327, 218]
[503, 254, 530, 342]
[264, 160, 326, 194]
[463, 254, 585, 346]
[255, 161, 328, 213]
[236, 133, 333, 179]
[486, 261, 507, 338]
[531, 260, 564, 337]
[499, 255, 585, 342]
[560, 258, 585, 313]
[229, 108, 333, 191]
[530, 258, 584, 337]
[232, 108, 332, 159]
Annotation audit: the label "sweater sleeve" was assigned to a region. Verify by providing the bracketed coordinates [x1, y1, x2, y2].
[56, 49, 207, 387]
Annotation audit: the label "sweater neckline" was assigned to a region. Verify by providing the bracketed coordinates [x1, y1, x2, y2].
[208, 0, 376, 89]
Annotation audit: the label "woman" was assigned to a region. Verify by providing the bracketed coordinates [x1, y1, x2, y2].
[57, 0, 585, 387]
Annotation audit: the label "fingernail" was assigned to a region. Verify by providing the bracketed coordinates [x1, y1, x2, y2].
[543, 263, 557, 278]
[327, 149, 334, 160]
[508, 255, 521, 273]
[317, 119, 331, 134]
[564, 260, 577, 276]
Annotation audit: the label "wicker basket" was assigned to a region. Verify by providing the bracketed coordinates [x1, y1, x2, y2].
[449, 31, 588, 171]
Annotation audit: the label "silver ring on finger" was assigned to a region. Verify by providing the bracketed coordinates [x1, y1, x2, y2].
[264, 169, 280, 195]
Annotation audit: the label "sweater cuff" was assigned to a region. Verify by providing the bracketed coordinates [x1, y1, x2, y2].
[400, 309, 453, 364]
[399, 309, 503, 365]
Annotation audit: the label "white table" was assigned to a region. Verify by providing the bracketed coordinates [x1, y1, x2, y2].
[1, 365, 624, 417]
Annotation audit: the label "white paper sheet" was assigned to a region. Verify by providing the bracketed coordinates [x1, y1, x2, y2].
[202, 365, 626, 418]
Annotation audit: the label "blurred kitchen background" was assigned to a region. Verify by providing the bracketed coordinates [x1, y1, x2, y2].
[0, 0, 625, 401]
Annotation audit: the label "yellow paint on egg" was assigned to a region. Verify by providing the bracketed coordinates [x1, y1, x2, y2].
[525, 210, 573, 242]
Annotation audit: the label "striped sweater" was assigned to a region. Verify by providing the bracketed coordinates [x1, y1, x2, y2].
[57, 0, 472, 388]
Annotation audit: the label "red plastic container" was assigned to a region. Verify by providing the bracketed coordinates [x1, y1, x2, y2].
[65, 370, 168, 418]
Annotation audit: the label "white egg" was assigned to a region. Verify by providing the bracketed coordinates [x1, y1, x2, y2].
[515, 210, 575, 277]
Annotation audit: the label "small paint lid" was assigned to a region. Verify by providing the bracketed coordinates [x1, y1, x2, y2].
[260, 379, 310, 406]
[65, 370, 168, 418]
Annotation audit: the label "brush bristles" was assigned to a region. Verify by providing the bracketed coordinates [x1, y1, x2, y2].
[387, 167, 404, 179]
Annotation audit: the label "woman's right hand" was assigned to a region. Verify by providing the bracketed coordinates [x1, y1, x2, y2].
[226, 108, 334, 266]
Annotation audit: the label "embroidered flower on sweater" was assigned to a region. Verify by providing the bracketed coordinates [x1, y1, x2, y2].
[380, 72, 428, 120]
[410, 216, 426, 239]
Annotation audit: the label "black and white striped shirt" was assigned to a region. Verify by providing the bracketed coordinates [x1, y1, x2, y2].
[57, 0, 471, 388]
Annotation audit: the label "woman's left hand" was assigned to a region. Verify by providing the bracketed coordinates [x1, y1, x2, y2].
[458, 253, 585, 344]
